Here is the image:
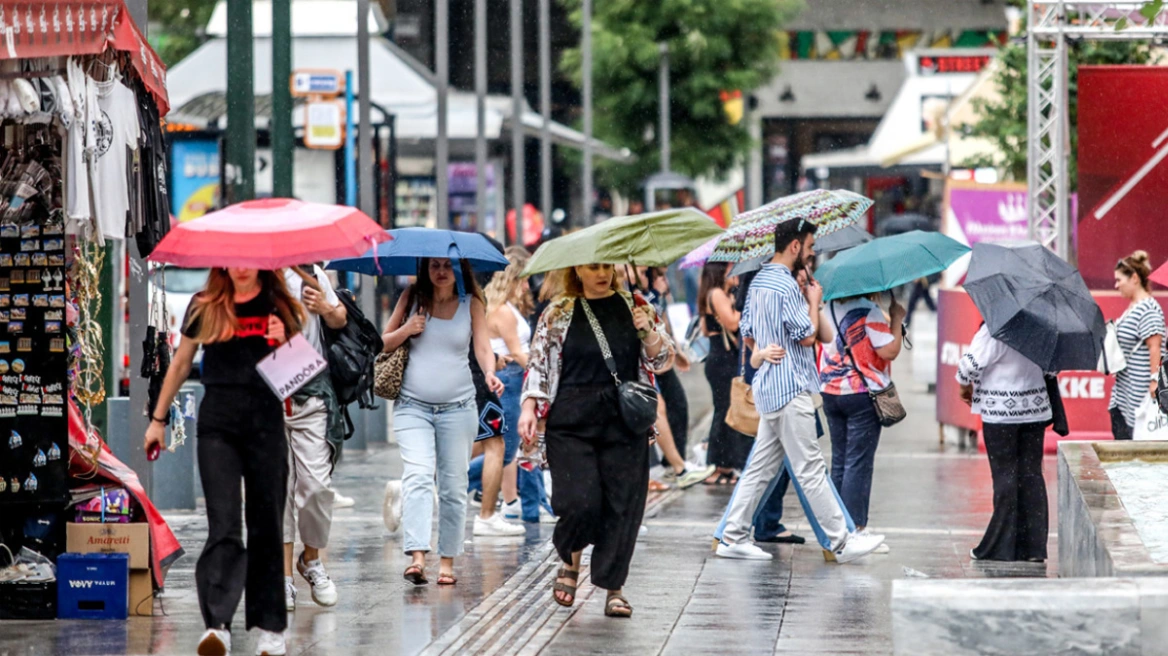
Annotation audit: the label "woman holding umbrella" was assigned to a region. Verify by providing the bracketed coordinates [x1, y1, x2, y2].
[1109, 251, 1165, 441]
[382, 257, 503, 585]
[519, 263, 673, 617]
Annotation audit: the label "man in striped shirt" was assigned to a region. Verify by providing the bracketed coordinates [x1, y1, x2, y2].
[716, 220, 884, 563]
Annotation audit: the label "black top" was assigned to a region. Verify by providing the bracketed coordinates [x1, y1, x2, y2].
[560, 294, 641, 387]
[183, 292, 278, 390]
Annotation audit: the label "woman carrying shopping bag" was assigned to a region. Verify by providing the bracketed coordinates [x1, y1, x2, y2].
[1109, 251, 1165, 440]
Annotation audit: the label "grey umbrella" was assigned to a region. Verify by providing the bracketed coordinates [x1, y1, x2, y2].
[964, 241, 1105, 372]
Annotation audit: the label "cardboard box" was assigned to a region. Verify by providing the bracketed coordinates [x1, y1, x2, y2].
[128, 569, 154, 617]
[66, 523, 150, 570]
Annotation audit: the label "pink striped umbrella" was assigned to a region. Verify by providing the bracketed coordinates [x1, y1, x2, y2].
[679, 236, 720, 270]
[147, 198, 389, 269]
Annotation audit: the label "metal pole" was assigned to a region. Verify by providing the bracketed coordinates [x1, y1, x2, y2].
[511, 0, 525, 245]
[747, 106, 762, 210]
[539, 0, 552, 221]
[436, 0, 450, 229]
[357, 0, 383, 445]
[581, 0, 593, 224]
[659, 41, 670, 174]
[226, 0, 256, 203]
[272, 0, 293, 198]
[475, 0, 488, 233]
[1054, 10, 1070, 260]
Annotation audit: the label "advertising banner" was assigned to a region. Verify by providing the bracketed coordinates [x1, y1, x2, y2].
[940, 181, 1027, 286]
[170, 140, 220, 222]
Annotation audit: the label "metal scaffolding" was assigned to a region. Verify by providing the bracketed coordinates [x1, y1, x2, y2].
[1027, 1, 1168, 258]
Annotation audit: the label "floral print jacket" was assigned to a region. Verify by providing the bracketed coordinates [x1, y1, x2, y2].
[521, 291, 675, 418]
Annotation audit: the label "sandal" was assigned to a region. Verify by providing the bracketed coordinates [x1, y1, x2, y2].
[552, 567, 579, 607]
[648, 479, 671, 493]
[604, 591, 633, 618]
[403, 564, 428, 586]
[436, 572, 457, 586]
[704, 472, 735, 486]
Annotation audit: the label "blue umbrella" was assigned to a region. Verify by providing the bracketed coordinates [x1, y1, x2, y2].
[816, 230, 970, 301]
[325, 228, 510, 276]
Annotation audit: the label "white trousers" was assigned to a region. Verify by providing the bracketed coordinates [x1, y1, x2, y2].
[283, 396, 335, 549]
[722, 393, 849, 550]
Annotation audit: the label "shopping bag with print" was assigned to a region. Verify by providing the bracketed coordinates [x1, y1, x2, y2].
[256, 334, 329, 400]
[1132, 396, 1168, 441]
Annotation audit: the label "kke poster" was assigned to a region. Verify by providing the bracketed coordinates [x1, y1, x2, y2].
[170, 139, 221, 222]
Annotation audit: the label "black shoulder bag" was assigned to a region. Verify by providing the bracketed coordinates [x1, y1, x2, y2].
[831, 303, 906, 428]
[579, 298, 659, 435]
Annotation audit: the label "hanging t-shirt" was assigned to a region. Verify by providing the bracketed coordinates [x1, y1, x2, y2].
[63, 57, 90, 224]
[91, 69, 140, 241]
[819, 298, 895, 395]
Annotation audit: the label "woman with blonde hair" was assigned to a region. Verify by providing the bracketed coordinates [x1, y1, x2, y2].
[1110, 250, 1165, 440]
[145, 267, 304, 656]
[519, 263, 673, 617]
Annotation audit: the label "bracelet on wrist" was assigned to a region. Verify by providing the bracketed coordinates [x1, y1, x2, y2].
[151, 414, 170, 426]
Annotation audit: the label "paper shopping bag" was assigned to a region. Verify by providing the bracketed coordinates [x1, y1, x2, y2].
[1133, 396, 1168, 441]
[256, 334, 328, 400]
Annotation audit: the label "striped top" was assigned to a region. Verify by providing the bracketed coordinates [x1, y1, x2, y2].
[741, 263, 817, 414]
[1109, 298, 1166, 428]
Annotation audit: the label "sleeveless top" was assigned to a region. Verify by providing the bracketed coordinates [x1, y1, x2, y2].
[400, 298, 475, 404]
[490, 303, 531, 356]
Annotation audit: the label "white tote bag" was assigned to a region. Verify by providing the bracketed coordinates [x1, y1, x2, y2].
[1132, 396, 1168, 441]
[1097, 321, 1127, 375]
[256, 334, 328, 400]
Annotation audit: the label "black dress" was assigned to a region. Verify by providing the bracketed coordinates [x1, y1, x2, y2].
[545, 295, 649, 590]
[703, 311, 752, 471]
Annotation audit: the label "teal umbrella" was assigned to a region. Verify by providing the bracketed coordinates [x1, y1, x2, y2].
[816, 230, 970, 301]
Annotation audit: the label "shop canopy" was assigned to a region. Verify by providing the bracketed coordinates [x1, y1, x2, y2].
[0, 0, 168, 114]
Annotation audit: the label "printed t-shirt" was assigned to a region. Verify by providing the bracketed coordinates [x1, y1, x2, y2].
[819, 298, 894, 395]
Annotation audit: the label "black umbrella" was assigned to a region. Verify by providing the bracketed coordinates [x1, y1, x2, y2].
[879, 213, 934, 237]
[816, 222, 873, 255]
[964, 241, 1105, 372]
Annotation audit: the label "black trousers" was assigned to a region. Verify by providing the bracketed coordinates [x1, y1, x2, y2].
[657, 368, 689, 458]
[1110, 407, 1133, 441]
[704, 340, 752, 470]
[195, 389, 288, 632]
[546, 386, 649, 590]
[974, 422, 1048, 562]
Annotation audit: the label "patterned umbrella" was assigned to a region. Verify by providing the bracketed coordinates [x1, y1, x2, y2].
[679, 236, 719, 270]
[708, 189, 874, 263]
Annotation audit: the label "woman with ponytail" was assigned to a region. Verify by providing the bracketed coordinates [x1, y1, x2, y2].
[1110, 251, 1165, 440]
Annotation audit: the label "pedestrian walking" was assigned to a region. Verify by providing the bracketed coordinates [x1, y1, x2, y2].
[904, 277, 936, 325]
[1109, 251, 1165, 440]
[519, 263, 673, 617]
[818, 291, 904, 549]
[715, 220, 883, 563]
[957, 323, 1051, 562]
[381, 257, 503, 585]
[144, 267, 304, 656]
[699, 261, 753, 484]
[281, 266, 346, 612]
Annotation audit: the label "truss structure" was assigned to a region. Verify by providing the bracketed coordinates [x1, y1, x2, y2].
[1027, 1, 1168, 258]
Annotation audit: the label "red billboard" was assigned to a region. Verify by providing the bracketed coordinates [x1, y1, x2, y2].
[1077, 66, 1168, 289]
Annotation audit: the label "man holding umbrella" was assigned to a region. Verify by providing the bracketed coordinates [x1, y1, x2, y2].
[716, 219, 885, 563]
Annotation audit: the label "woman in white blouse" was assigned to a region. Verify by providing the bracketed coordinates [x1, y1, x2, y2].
[957, 324, 1051, 563]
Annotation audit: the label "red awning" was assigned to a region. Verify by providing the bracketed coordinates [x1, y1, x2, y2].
[0, 1, 168, 115]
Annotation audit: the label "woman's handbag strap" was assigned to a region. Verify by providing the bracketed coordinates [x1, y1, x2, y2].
[579, 298, 624, 387]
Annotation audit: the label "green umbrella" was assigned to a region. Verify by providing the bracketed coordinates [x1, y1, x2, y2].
[523, 208, 723, 276]
[816, 230, 970, 301]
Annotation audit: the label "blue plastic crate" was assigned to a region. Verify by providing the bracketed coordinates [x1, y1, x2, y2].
[57, 553, 129, 620]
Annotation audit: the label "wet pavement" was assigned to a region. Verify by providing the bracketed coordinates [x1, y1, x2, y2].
[0, 344, 1060, 655]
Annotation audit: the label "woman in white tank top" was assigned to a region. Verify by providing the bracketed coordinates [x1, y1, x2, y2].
[380, 257, 501, 586]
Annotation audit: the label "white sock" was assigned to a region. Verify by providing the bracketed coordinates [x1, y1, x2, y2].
[285, 576, 293, 586]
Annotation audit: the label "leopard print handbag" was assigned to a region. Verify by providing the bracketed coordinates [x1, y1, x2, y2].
[373, 346, 409, 400]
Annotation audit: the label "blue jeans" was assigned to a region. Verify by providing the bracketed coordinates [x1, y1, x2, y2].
[394, 396, 477, 557]
[822, 392, 882, 528]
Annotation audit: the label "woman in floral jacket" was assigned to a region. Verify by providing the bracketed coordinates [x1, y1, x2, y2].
[518, 263, 673, 618]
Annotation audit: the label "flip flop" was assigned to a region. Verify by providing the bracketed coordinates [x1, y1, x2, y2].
[552, 567, 579, 607]
[436, 572, 457, 586]
[403, 564, 428, 586]
[648, 479, 671, 493]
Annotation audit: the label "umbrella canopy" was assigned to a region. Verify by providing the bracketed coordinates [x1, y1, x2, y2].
[679, 236, 719, 270]
[816, 231, 970, 302]
[326, 228, 510, 276]
[523, 208, 723, 276]
[878, 213, 935, 237]
[709, 189, 873, 264]
[816, 223, 873, 255]
[729, 254, 771, 279]
[146, 198, 388, 269]
[964, 241, 1105, 372]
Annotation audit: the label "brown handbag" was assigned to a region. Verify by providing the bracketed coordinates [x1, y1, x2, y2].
[725, 342, 759, 437]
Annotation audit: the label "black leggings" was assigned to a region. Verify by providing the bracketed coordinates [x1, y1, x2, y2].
[1110, 407, 1133, 441]
[974, 422, 1048, 562]
[657, 368, 689, 458]
[195, 390, 287, 632]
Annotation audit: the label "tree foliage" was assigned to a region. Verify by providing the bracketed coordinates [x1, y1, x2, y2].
[959, 32, 1150, 186]
[558, 0, 803, 194]
[147, 0, 219, 67]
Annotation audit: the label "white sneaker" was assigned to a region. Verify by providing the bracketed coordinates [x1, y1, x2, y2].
[715, 541, 774, 561]
[284, 578, 296, 611]
[331, 490, 355, 509]
[538, 506, 558, 524]
[676, 464, 717, 489]
[382, 480, 402, 533]
[254, 629, 286, 656]
[502, 499, 521, 520]
[473, 513, 525, 537]
[859, 529, 890, 554]
[197, 628, 231, 656]
[835, 532, 885, 564]
[297, 555, 338, 607]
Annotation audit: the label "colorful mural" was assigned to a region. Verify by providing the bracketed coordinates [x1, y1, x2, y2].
[781, 30, 1006, 61]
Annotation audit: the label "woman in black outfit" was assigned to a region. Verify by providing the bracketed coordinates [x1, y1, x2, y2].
[145, 267, 304, 656]
[699, 262, 752, 484]
[519, 263, 673, 618]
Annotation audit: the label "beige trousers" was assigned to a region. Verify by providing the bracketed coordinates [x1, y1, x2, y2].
[283, 396, 335, 548]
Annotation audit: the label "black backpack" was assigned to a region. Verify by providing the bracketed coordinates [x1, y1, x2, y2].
[322, 289, 382, 436]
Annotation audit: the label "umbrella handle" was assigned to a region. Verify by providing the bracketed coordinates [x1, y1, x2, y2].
[292, 266, 324, 293]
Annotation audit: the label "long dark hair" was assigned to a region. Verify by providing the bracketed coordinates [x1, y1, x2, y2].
[697, 262, 728, 317]
[410, 257, 485, 314]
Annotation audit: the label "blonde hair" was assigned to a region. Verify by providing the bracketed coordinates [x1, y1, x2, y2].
[485, 246, 534, 316]
[1117, 250, 1152, 292]
[184, 269, 305, 344]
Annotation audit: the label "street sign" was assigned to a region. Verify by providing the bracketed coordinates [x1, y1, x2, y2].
[291, 70, 345, 97]
[304, 100, 345, 150]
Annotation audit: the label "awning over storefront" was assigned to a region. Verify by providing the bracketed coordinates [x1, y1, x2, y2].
[0, 0, 168, 113]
